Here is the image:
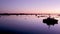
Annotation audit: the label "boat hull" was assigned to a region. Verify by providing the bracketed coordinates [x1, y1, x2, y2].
[43, 18, 58, 25]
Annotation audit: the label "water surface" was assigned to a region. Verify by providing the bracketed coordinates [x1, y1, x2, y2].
[0, 15, 60, 34]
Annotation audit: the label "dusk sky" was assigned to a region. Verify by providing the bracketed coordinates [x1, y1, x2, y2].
[0, 0, 60, 13]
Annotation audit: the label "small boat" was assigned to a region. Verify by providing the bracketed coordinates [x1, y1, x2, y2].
[43, 16, 58, 26]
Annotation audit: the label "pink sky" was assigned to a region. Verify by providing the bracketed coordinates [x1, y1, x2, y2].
[0, 0, 60, 13]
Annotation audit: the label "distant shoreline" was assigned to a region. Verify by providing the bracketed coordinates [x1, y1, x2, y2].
[0, 13, 60, 16]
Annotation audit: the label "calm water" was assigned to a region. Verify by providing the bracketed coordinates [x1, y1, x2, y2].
[0, 15, 60, 34]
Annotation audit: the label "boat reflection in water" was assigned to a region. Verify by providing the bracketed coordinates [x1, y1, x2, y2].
[43, 16, 58, 27]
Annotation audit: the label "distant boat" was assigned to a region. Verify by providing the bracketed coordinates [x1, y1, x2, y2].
[37, 15, 47, 18]
[43, 16, 58, 26]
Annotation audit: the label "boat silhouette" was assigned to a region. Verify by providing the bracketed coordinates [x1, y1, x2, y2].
[43, 15, 58, 26]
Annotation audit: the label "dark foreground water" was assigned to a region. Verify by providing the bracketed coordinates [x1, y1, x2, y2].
[0, 15, 60, 34]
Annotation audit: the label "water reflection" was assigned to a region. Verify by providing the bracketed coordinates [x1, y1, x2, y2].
[0, 15, 59, 27]
[0, 16, 1, 17]
[0, 15, 60, 34]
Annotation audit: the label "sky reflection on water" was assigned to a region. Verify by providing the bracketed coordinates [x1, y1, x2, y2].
[0, 15, 60, 34]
